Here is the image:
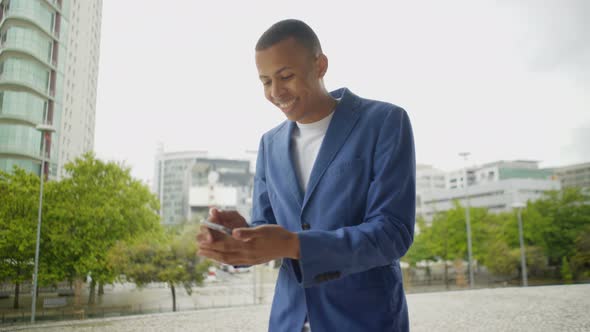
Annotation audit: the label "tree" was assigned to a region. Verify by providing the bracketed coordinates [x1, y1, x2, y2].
[421, 202, 471, 288]
[42, 153, 162, 304]
[108, 224, 210, 311]
[405, 203, 509, 286]
[473, 212, 539, 279]
[561, 257, 573, 284]
[571, 225, 590, 279]
[523, 188, 590, 267]
[0, 167, 43, 308]
[404, 188, 590, 284]
[403, 217, 435, 266]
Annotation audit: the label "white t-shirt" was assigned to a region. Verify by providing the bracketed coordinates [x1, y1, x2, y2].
[291, 111, 335, 193]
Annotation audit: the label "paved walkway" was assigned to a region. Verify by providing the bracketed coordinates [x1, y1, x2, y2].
[2, 284, 589, 331]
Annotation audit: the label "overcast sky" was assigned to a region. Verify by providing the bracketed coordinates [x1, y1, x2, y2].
[94, 0, 589, 182]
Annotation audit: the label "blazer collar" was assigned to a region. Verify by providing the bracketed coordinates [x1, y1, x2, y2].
[273, 88, 362, 212]
[274, 120, 304, 207]
[303, 88, 361, 210]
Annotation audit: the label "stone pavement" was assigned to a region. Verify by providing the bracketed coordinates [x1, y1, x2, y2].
[2, 284, 589, 332]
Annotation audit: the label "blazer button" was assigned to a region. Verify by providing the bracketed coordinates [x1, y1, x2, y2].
[302, 223, 311, 230]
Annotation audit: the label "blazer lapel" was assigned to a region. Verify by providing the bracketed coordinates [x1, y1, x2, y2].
[302, 88, 361, 211]
[273, 121, 304, 208]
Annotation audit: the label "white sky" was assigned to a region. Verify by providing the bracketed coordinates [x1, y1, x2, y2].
[94, 0, 590, 182]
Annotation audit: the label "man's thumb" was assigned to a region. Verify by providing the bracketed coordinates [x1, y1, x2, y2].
[233, 227, 259, 241]
[209, 207, 220, 221]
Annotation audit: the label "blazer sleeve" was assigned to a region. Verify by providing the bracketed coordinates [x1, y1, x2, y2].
[250, 135, 277, 227]
[289, 107, 416, 288]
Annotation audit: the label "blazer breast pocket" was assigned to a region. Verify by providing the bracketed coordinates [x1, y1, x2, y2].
[325, 158, 364, 178]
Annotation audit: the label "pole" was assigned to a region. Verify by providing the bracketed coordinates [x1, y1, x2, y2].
[31, 133, 46, 322]
[460, 152, 474, 288]
[517, 207, 528, 287]
[465, 179, 474, 288]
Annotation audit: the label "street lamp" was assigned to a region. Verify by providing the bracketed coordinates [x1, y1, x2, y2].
[31, 123, 55, 323]
[512, 202, 528, 287]
[459, 152, 474, 288]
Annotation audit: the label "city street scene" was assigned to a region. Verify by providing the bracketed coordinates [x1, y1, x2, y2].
[1, 0, 589, 331]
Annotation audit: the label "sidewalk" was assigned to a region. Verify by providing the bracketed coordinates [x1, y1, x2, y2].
[3, 284, 589, 332]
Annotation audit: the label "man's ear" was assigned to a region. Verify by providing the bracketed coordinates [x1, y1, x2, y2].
[316, 53, 328, 79]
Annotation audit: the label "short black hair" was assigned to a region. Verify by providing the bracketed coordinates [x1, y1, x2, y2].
[256, 19, 322, 56]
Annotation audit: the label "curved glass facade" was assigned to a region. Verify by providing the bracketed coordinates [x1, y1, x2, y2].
[0, 90, 46, 123]
[0, 57, 50, 93]
[1, 26, 53, 63]
[0, 0, 75, 179]
[4, 0, 55, 33]
[0, 123, 42, 158]
[0, 157, 40, 174]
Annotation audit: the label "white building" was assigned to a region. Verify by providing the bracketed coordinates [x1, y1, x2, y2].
[153, 146, 253, 226]
[417, 178, 560, 221]
[417, 160, 559, 221]
[416, 164, 446, 192]
[57, 0, 102, 179]
[188, 173, 252, 223]
[553, 161, 590, 189]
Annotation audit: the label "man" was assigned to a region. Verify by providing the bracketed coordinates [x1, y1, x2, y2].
[197, 19, 415, 331]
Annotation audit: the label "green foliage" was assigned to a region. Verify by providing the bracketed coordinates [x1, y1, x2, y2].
[108, 223, 210, 311]
[523, 188, 590, 266]
[0, 153, 164, 306]
[561, 257, 573, 284]
[571, 225, 590, 279]
[42, 153, 162, 286]
[0, 167, 42, 307]
[521, 246, 547, 276]
[425, 202, 468, 262]
[404, 188, 590, 283]
[482, 240, 517, 276]
[404, 218, 435, 265]
[405, 202, 491, 264]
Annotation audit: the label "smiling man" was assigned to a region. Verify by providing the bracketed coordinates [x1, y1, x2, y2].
[197, 19, 416, 332]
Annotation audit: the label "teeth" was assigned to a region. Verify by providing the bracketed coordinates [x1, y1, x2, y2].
[278, 99, 295, 108]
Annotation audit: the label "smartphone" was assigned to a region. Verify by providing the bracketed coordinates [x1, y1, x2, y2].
[201, 219, 233, 236]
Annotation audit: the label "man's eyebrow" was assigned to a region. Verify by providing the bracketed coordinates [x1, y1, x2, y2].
[259, 66, 290, 79]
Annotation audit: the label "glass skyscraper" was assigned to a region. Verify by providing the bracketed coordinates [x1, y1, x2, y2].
[0, 0, 102, 179]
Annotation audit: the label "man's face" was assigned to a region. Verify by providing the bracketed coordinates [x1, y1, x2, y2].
[255, 38, 327, 124]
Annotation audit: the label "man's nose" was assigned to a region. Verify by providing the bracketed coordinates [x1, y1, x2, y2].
[270, 81, 285, 99]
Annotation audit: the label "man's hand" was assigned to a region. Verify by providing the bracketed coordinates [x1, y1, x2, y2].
[198, 224, 300, 266]
[197, 208, 248, 244]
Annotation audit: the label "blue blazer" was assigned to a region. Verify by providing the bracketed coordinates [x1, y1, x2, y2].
[252, 88, 416, 332]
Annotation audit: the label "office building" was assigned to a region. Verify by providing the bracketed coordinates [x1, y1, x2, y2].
[553, 162, 590, 189]
[0, 0, 102, 179]
[416, 164, 446, 193]
[417, 160, 560, 221]
[153, 146, 253, 226]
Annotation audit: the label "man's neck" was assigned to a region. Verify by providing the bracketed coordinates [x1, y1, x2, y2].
[299, 94, 338, 124]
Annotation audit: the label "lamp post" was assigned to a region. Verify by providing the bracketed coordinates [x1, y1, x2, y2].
[512, 202, 528, 287]
[31, 123, 55, 323]
[459, 152, 474, 288]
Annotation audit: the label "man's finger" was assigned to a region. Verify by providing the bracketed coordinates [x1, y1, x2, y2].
[209, 207, 220, 222]
[197, 226, 212, 243]
[199, 248, 249, 265]
[233, 227, 261, 241]
[196, 232, 211, 244]
[199, 237, 244, 252]
[199, 248, 224, 262]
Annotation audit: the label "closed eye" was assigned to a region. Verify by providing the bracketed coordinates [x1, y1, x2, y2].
[281, 74, 294, 81]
